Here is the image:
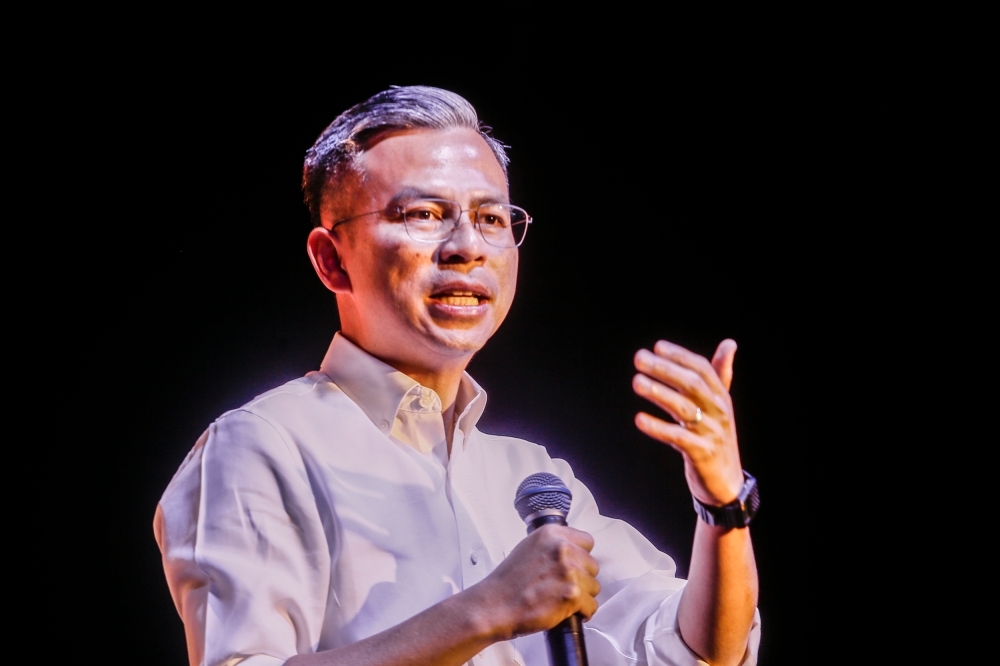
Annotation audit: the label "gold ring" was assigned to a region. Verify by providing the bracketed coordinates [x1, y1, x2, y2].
[684, 407, 703, 429]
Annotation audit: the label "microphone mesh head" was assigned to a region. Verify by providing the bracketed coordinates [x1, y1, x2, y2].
[514, 473, 572, 521]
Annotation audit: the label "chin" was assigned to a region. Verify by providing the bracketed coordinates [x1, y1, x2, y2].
[424, 326, 495, 356]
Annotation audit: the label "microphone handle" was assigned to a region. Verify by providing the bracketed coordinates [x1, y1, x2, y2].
[526, 514, 590, 666]
[547, 614, 589, 666]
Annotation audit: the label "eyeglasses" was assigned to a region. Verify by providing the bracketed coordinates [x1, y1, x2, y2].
[330, 198, 532, 248]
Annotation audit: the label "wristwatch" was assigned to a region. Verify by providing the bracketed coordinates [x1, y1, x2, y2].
[692, 470, 760, 529]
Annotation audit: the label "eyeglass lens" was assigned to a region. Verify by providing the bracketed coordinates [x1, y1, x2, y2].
[400, 199, 529, 248]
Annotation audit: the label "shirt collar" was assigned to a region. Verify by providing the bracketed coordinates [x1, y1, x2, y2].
[319, 333, 488, 442]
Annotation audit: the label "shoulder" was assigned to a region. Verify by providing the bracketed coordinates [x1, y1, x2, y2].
[233, 371, 348, 426]
[471, 430, 573, 475]
[209, 370, 373, 454]
[160, 372, 358, 503]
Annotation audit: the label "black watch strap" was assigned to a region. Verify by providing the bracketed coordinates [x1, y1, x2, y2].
[692, 470, 760, 529]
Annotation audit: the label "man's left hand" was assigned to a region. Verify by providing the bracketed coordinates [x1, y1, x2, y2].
[632, 339, 745, 506]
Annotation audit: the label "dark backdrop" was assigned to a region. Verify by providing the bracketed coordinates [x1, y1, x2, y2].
[71, 57, 921, 663]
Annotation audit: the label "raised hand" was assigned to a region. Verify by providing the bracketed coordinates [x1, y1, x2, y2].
[632, 339, 745, 506]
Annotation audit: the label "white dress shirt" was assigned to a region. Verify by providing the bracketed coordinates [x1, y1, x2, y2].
[155, 334, 760, 666]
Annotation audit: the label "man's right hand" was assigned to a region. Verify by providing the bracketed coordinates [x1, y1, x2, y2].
[470, 524, 601, 641]
[287, 525, 600, 666]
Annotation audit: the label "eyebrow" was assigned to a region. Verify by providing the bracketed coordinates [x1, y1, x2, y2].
[387, 187, 510, 209]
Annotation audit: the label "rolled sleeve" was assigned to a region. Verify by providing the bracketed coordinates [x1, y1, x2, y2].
[554, 460, 760, 666]
[644, 589, 761, 666]
[156, 410, 331, 666]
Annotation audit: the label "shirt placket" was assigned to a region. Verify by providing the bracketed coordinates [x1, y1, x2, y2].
[448, 428, 496, 593]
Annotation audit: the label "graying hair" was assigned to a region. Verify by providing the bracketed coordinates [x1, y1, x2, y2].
[302, 86, 510, 227]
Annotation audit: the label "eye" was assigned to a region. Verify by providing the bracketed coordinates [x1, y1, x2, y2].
[477, 205, 510, 227]
[404, 204, 444, 222]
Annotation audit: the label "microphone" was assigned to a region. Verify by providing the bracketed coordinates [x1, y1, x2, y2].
[514, 473, 590, 666]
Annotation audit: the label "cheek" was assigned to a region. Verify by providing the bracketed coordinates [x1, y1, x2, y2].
[503, 253, 519, 295]
[494, 254, 519, 313]
[378, 246, 433, 301]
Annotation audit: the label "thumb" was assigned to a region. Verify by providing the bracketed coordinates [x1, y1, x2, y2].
[711, 339, 738, 391]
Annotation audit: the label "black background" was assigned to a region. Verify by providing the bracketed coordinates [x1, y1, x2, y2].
[59, 45, 943, 663]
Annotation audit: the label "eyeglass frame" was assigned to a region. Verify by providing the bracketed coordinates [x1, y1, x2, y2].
[328, 198, 532, 248]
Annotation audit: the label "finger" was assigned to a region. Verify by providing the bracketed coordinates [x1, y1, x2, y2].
[544, 527, 599, 576]
[711, 339, 737, 391]
[560, 532, 599, 577]
[634, 349, 719, 411]
[634, 412, 711, 460]
[578, 569, 601, 604]
[584, 569, 601, 597]
[652, 340, 728, 396]
[569, 565, 601, 617]
[576, 550, 601, 579]
[578, 594, 599, 621]
[563, 526, 595, 553]
[632, 373, 704, 425]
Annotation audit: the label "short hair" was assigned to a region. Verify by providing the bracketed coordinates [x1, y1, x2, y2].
[302, 86, 510, 227]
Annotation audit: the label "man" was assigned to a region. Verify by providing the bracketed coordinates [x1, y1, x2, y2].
[155, 86, 760, 666]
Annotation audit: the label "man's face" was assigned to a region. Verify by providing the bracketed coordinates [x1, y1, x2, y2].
[321, 127, 518, 370]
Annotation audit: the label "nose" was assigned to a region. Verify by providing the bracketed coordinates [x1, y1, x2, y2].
[437, 209, 486, 265]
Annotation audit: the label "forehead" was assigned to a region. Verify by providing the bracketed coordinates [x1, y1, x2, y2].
[355, 127, 508, 203]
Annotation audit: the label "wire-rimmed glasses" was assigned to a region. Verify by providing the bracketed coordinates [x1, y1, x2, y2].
[331, 198, 532, 248]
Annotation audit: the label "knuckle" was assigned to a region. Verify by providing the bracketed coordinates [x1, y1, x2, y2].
[562, 581, 581, 603]
[682, 372, 706, 395]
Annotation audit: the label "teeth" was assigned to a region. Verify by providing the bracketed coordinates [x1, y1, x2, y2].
[433, 289, 485, 306]
[439, 296, 480, 306]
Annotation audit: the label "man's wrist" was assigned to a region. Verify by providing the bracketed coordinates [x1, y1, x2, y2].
[454, 581, 515, 644]
[692, 471, 759, 529]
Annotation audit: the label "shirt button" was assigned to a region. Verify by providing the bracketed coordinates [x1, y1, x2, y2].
[380, 421, 389, 430]
[470, 551, 479, 565]
[419, 396, 432, 408]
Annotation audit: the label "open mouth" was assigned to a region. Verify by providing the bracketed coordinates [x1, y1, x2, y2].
[431, 289, 488, 306]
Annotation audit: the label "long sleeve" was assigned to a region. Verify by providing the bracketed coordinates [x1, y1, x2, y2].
[455, 431, 760, 665]
[558, 458, 761, 666]
[154, 355, 760, 666]
[155, 410, 332, 666]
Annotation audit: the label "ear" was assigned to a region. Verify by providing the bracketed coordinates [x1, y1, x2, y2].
[307, 227, 352, 293]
